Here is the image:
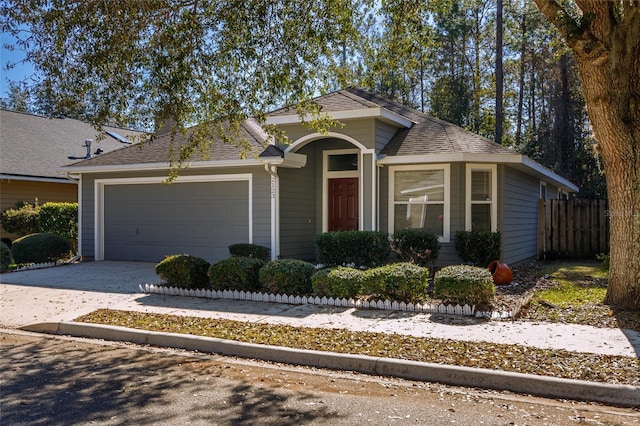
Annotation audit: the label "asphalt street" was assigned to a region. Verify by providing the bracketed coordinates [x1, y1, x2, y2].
[2, 330, 638, 426]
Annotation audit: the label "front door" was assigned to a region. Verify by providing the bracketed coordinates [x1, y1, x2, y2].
[328, 178, 359, 231]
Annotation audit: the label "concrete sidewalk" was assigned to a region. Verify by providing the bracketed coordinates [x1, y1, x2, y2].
[2, 261, 640, 406]
[1, 261, 639, 358]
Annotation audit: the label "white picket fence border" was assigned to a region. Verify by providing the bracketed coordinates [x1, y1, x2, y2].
[139, 283, 483, 316]
[12, 260, 65, 272]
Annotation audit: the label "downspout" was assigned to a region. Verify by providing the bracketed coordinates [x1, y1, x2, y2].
[264, 164, 280, 261]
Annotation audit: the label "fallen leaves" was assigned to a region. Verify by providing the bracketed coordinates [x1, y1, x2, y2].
[75, 309, 640, 386]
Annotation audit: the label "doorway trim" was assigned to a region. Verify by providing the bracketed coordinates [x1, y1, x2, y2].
[322, 149, 361, 232]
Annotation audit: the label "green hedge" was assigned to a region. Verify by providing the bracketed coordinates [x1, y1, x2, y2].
[454, 231, 502, 267]
[1, 202, 40, 236]
[11, 233, 71, 264]
[434, 265, 495, 308]
[155, 254, 210, 289]
[0, 241, 13, 273]
[208, 256, 265, 292]
[390, 229, 441, 267]
[311, 266, 362, 299]
[229, 243, 270, 262]
[315, 231, 390, 268]
[259, 259, 315, 295]
[361, 262, 430, 303]
[38, 202, 78, 249]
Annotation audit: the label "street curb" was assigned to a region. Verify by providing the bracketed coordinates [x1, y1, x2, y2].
[21, 321, 640, 408]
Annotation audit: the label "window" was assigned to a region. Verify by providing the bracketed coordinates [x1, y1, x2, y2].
[466, 164, 497, 232]
[540, 181, 547, 200]
[389, 165, 450, 242]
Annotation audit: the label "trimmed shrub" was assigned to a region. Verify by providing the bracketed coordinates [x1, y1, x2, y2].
[11, 233, 71, 264]
[454, 231, 502, 267]
[155, 254, 210, 289]
[208, 256, 265, 291]
[434, 265, 495, 308]
[1, 241, 13, 273]
[390, 229, 441, 267]
[228, 243, 270, 262]
[312, 267, 363, 299]
[259, 258, 315, 295]
[315, 230, 390, 268]
[361, 262, 430, 303]
[1, 202, 40, 236]
[38, 202, 78, 249]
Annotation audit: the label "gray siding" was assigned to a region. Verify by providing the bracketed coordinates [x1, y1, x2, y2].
[439, 163, 465, 266]
[501, 166, 540, 264]
[279, 143, 319, 261]
[79, 166, 271, 262]
[375, 121, 398, 152]
[277, 119, 376, 150]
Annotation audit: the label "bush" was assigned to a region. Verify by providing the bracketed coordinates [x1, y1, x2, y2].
[315, 231, 390, 268]
[38, 202, 78, 249]
[454, 231, 502, 267]
[155, 254, 210, 289]
[361, 263, 430, 303]
[228, 243, 270, 262]
[208, 256, 265, 291]
[11, 233, 71, 264]
[259, 259, 315, 295]
[1, 202, 40, 236]
[434, 265, 495, 308]
[0, 241, 13, 273]
[390, 229, 441, 267]
[312, 267, 363, 299]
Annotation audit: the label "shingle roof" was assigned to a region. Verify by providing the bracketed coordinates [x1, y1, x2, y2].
[65, 118, 269, 168]
[341, 88, 513, 157]
[270, 88, 512, 157]
[0, 109, 145, 179]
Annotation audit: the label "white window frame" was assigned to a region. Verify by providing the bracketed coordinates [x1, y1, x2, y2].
[465, 164, 497, 232]
[388, 164, 450, 243]
[322, 149, 361, 232]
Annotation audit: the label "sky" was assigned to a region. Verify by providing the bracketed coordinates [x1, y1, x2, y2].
[1, 31, 35, 99]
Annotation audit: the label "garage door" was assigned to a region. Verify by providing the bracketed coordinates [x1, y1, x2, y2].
[103, 180, 249, 262]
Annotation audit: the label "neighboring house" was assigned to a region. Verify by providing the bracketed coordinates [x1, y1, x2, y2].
[0, 109, 145, 239]
[63, 88, 577, 265]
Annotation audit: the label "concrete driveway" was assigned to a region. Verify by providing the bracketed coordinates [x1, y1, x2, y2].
[0, 261, 158, 327]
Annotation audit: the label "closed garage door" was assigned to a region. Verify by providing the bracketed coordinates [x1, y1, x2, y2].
[103, 180, 249, 262]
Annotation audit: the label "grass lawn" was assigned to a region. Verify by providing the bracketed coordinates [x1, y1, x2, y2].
[519, 260, 640, 332]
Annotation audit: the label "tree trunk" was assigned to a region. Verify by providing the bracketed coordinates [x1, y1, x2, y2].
[534, 0, 640, 309]
[515, 13, 526, 146]
[495, 0, 503, 145]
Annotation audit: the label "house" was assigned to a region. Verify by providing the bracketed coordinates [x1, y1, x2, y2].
[0, 109, 145, 239]
[63, 88, 578, 265]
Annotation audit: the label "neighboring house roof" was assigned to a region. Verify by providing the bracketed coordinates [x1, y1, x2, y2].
[0, 109, 145, 181]
[65, 118, 270, 171]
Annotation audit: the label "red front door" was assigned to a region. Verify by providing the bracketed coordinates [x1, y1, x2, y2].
[328, 178, 359, 231]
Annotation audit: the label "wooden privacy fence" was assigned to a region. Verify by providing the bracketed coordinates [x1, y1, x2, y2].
[538, 199, 609, 259]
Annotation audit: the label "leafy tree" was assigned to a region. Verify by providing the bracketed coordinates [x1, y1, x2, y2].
[2, 0, 636, 308]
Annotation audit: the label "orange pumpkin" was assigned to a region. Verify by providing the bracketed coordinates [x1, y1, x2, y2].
[488, 260, 513, 285]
